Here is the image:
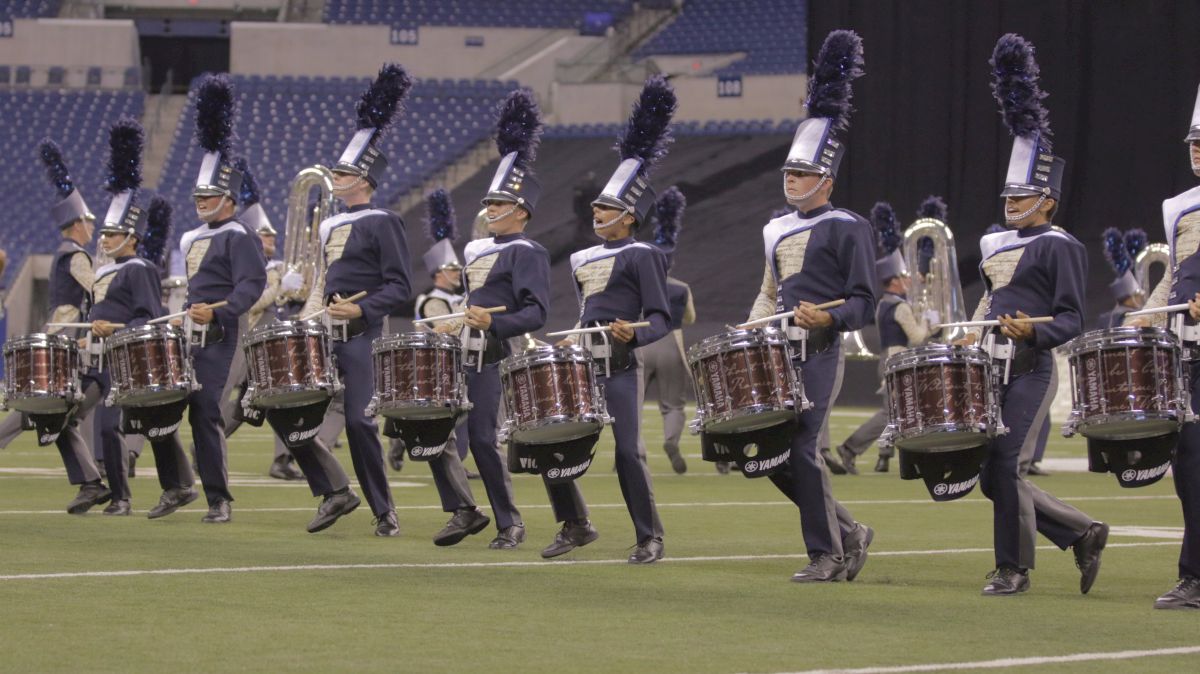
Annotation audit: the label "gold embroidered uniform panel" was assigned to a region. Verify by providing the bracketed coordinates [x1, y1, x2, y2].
[324, 225, 353, 266]
[748, 230, 813, 321]
[185, 239, 212, 280]
[1140, 211, 1200, 328]
[574, 257, 617, 303]
[967, 247, 1026, 337]
[248, 265, 282, 328]
[464, 253, 499, 292]
[422, 297, 453, 318]
[92, 273, 117, 303]
[48, 305, 80, 332]
[69, 252, 94, 290]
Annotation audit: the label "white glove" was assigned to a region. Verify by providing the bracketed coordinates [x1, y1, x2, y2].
[281, 271, 304, 293]
[923, 310, 941, 325]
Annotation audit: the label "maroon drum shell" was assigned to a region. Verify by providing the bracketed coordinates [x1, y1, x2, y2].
[887, 362, 988, 434]
[248, 334, 328, 388]
[5, 346, 75, 395]
[374, 346, 457, 404]
[506, 361, 595, 427]
[694, 342, 791, 418]
[111, 337, 186, 390]
[1072, 346, 1176, 417]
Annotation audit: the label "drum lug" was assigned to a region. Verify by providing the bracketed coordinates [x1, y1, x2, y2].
[879, 424, 896, 451]
[498, 423, 511, 444]
[688, 418, 702, 435]
[365, 395, 379, 418]
[1060, 412, 1079, 438]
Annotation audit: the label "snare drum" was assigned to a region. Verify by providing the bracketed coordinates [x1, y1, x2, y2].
[107, 324, 193, 407]
[1064, 326, 1188, 440]
[882, 344, 1002, 452]
[369, 332, 468, 420]
[500, 345, 610, 444]
[2, 333, 81, 413]
[687, 327, 806, 434]
[243, 321, 339, 409]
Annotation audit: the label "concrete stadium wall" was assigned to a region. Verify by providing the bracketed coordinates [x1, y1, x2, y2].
[551, 73, 806, 124]
[0, 19, 139, 86]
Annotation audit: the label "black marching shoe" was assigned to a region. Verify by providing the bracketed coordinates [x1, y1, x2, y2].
[307, 489, 361, 533]
[147, 487, 199, 519]
[1072, 521, 1109, 594]
[466, 470, 481, 480]
[1027, 462, 1051, 476]
[96, 458, 107, 480]
[629, 537, 664, 564]
[387, 443, 405, 472]
[433, 507, 491, 546]
[1154, 576, 1200, 610]
[843, 523, 874, 582]
[874, 456, 890, 473]
[103, 499, 132, 516]
[269, 455, 304, 481]
[127, 453, 137, 478]
[374, 510, 400, 537]
[488, 524, 526, 550]
[821, 448, 847, 475]
[201, 500, 232, 524]
[982, 566, 1029, 596]
[791, 554, 849, 583]
[714, 461, 731, 475]
[665, 444, 687, 474]
[541, 520, 599, 559]
[66, 481, 112, 514]
[836, 445, 859, 475]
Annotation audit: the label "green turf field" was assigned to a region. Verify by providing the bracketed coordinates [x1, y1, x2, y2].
[0, 407, 1196, 673]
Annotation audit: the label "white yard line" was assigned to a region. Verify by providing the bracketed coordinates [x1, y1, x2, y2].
[0, 542, 1177, 582]
[768, 645, 1200, 674]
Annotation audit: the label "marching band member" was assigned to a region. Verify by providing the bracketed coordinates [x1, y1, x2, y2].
[833, 201, 932, 476]
[87, 120, 195, 515]
[1127, 82, 1200, 609]
[296, 64, 413, 536]
[178, 74, 267, 523]
[1098, 227, 1147, 329]
[638, 186, 695, 475]
[959, 35, 1106, 596]
[543, 76, 676, 564]
[739, 31, 875, 582]
[2, 140, 111, 513]
[432, 89, 552, 549]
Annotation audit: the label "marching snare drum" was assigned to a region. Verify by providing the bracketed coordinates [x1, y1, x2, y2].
[1063, 326, 1188, 440]
[2, 333, 81, 413]
[368, 331, 468, 420]
[107, 324, 193, 407]
[500, 345, 610, 444]
[243, 320, 339, 409]
[882, 344, 1003, 452]
[687, 327, 806, 435]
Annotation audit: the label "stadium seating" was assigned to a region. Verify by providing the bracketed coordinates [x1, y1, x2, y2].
[0, 89, 144, 284]
[323, 0, 633, 28]
[2, 0, 61, 18]
[156, 75, 517, 252]
[634, 0, 808, 75]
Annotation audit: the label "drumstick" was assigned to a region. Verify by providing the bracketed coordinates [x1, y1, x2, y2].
[934, 316, 1055, 329]
[46, 322, 125, 329]
[735, 299, 847, 329]
[545, 322, 652, 337]
[1126, 302, 1192, 317]
[148, 300, 230, 325]
[299, 291, 370, 322]
[412, 305, 507, 325]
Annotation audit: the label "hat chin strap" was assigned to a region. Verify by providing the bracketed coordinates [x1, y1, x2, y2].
[1005, 193, 1047, 223]
[196, 195, 228, 220]
[783, 173, 829, 204]
[1191, 157, 1200, 177]
[485, 203, 519, 225]
[593, 209, 627, 231]
[332, 174, 367, 194]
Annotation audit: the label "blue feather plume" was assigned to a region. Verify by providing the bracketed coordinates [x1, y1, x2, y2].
[617, 75, 676, 172]
[1123, 228, 1148, 262]
[139, 196, 172, 267]
[38, 139, 75, 199]
[805, 30, 864, 133]
[356, 63, 412, 131]
[871, 201, 901, 254]
[105, 117, 143, 195]
[653, 186, 686, 248]
[1102, 226, 1131, 274]
[917, 195, 948, 222]
[990, 33, 1052, 147]
[985, 223, 1007, 234]
[194, 74, 237, 155]
[494, 88, 542, 165]
[424, 188, 456, 243]
[233, 157, 260, 207]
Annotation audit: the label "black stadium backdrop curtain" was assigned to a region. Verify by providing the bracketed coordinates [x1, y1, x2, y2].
[806, 0, 1200, 316]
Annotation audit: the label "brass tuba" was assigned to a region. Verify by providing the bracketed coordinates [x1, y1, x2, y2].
[1135, 242, 1169, 296]
[278, 165, 336, 304]
[903, 215, 969, 342]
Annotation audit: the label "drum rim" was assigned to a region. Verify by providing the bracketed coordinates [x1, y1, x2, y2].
[505, 414, 608, 443]
[884, 345, 992, 374]
[109, 323, 184, 346]
[1066, 326, 1179, 356]
[3, 333, 77, 351]
[245, 320, 328, 343]
[500, 346, 594, 373]
[371, 331, 462, 353]
[687, 327, 788, 362]
[248, 382, 337, 408]
[695, 401, 796, 429]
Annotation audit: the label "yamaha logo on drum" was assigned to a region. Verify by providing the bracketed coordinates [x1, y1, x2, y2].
[742, 450, 789, 475]
[547, 459, 591, 480]
[288, 426, 321, 443]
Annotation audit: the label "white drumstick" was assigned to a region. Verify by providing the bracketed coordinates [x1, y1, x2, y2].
[736, 299, 847, 329]
[149, 300, 229, 325]
[1126, 303, 1192, 317]
[412, 305, 507, 325]
[934, 316, 1054, 329]
[299, 291, 371, 322]
[46, 322, 125, 329]
[545, 322, 652, 337]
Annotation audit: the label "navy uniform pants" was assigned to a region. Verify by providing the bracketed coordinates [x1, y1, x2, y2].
[332, 323, 394, 517]
[1174, 362, 1200, 579]
[189, 327, 237, 506]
